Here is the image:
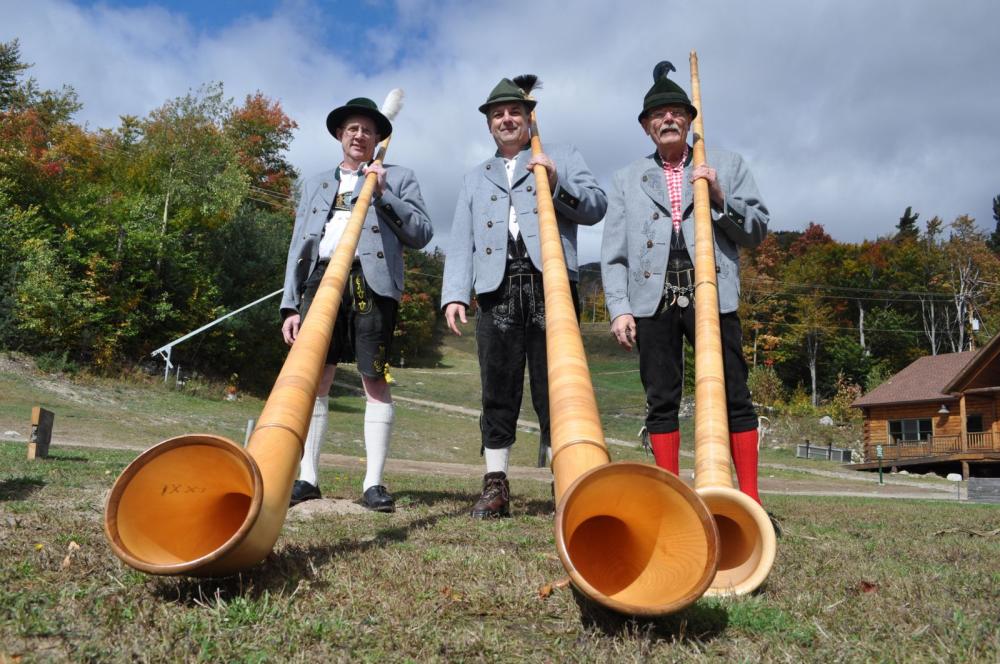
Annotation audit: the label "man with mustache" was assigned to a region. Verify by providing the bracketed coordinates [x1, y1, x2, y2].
[601, 64, 769, 505]
[441, 77, 607, 518]
[280, 97, 433, 512]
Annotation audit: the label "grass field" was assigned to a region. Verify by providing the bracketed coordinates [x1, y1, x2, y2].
[1, 442, 999, 662]
[2, 338, 995, 661]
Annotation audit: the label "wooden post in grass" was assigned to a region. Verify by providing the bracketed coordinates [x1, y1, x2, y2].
[27, 407, 54, 459]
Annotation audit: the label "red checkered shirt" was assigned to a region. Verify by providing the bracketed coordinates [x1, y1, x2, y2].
[662, 146, 689, 233]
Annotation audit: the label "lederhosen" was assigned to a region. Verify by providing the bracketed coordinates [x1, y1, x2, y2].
[634, 203, 757, 435]
[475, 234, 580, 450]
[299, 169, 397, 378]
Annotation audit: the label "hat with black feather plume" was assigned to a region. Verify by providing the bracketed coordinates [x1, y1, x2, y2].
[478, 77, 537, 114]
[639, 60, 697, 122]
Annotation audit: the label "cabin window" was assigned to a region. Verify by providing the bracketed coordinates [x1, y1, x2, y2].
[967, 414, 984, 432]
[888, 418, 932, 443]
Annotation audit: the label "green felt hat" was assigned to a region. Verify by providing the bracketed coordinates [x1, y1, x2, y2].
[639, 61, 697, 122]
[478, 78, 537, 115]
[326, 97, 392, 139]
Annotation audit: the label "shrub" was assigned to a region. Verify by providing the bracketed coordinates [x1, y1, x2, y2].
[748, 364, 785, 409]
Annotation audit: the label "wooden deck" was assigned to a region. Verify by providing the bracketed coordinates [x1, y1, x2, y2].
[860, 431, 1000, 461]
[848, 432, 1000, 478]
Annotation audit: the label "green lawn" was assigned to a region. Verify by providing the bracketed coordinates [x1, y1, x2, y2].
[2, 442, 998, 662]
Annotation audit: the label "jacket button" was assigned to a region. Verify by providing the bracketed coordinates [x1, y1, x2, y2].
[486, 164, 491, 170]
[491, 194, 497, 201]
[487, 221, 493, 228]
[373, 226, 380, 233]
[312, 207, 317, 213]
[377, 251, 384, 258]
[322, 182, 328, 188]
[485, 248, 493, 255]
[647, 240, 653, 248]
[526, 185, 533, 192]
[644, 271, 650, 278]
[533, 208, 538, 214]
[652, 212, 660, 220]
[642, 175, 648, 182]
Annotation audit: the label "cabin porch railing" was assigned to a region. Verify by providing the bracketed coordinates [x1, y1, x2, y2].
[873, 431, 997, 461]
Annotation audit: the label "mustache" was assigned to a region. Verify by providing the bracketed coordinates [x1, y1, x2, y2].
[659, 123, 681, 133]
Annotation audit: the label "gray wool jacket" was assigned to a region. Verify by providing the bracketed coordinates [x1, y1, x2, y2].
[280, 164, 433, 318]
[601, 148, 768, 320]
[440, 143, 607, 307]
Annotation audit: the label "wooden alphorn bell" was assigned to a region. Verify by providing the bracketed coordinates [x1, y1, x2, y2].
[103, 91, 405, 576]
[512, 75, 719, 616]
[687, 52, 776, 595]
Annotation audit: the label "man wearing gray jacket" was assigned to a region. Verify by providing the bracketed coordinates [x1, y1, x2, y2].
[601, 65, 768, 504]
[441, 78, 607, 518]
[281, 97, 433, 512]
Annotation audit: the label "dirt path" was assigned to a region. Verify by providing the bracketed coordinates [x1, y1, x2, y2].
[46, 438, 958, 501]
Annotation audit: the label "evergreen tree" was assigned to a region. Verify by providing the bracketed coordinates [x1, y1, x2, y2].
[987, 195, 1000, 253]
[896, 206, 920, 241]
[0, 39, 30, 109]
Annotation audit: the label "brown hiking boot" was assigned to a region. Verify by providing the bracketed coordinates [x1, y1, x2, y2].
[471, 471, 511, 518]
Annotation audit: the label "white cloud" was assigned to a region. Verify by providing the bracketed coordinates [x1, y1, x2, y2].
[4, 0, 1000, 264]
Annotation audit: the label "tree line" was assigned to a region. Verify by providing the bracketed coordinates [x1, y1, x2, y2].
[0, 39, 440, 392]
[2, 39, 998, 407]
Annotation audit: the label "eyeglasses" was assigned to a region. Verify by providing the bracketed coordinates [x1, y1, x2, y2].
[341, 124, 375, 138]
[646, 107, 690, 122]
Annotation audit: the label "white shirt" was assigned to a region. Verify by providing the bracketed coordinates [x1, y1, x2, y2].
[503, 157, 520, 241]
[317, 168, 360, 260]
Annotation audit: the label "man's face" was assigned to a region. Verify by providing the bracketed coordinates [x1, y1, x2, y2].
[335, 114, 380, 164]
[487, 102, 530, 150]
[641, 104, 692, 155]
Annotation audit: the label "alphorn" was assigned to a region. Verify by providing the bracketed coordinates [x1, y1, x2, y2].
[687, 52, 776, 595]
[103, 91, 405, 576]
[512, 75, 719, 616]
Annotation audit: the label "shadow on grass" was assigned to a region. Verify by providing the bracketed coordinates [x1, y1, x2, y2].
[395, 490, 554, 517]
[153, 507, 464, 605]
[394, 489, 466, 507]
[45, 454, 90, 462]
[0, 477, 45, 501]
[573, 587, 730, 642]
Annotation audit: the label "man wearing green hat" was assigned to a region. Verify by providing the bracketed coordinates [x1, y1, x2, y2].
[441, 77, 607, 518]
[280, 97, 433, 512]
[601, 63, 769, 505]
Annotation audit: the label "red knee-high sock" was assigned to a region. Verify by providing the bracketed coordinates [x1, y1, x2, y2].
[649, 431, 680, 475]
[730, 429, 761, 504]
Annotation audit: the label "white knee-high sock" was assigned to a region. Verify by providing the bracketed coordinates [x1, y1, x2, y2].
[484, 446, 510, 475]
[363, 401, 394, 491]
[297, 396, 328, 487]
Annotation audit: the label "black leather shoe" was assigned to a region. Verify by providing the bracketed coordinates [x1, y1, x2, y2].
[362, 485, 395, 513]
[289, 480, 321, 506]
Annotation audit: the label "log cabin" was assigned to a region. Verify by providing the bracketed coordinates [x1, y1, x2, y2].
[851, 333, 1000, 479]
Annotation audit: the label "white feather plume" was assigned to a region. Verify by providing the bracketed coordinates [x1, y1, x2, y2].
[380, 89, 404, 120]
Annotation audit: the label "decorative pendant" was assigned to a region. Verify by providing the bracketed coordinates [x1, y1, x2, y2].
[676, 294, 690, 308]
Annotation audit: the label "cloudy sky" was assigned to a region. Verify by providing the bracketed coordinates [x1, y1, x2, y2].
[4, 0, 1000, 262]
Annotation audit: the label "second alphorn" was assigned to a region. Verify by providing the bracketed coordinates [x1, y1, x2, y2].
[512, 75, 720, 616]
